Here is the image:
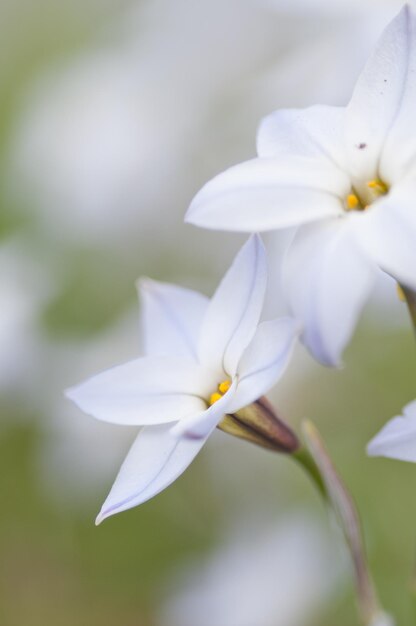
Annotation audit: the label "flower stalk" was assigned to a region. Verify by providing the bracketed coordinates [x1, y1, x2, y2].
[301, 420, 392, 626]
[402, 284, 416, 335]
[219, 395, 392, 626]
[292, 444, 326, 498]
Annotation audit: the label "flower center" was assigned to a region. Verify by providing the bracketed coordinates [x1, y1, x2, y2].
[345, 179, 388, 212]
[209, 379, 231, 405]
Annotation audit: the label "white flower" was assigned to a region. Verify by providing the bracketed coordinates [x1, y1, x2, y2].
[66, 235, 298, 523]
[367, 400, 416, 462]
[187, 6, 416, 366]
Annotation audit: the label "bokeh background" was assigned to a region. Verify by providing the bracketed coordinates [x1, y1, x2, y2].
[1, 1, 415, 624]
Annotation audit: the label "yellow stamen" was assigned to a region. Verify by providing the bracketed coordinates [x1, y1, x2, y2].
[367, 179, 388, 194]
[346, 194, 359, 210]
[397, 284, 406, 302]
[218, 379, 231, 394]
[210, 392, 222, 405]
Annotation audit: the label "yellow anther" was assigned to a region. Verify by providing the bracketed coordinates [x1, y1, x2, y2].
[210, 392, 222, 406]
[218, 380, 231, 394]
[367, 179, 388, 194]
[397, 284, 406, 302]
[346, 194, 359, 210]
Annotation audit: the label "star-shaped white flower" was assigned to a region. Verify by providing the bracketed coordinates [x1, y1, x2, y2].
[187, 6, 416, 366]
[66, 236, 298, 523]
[367, 400, 416, 462]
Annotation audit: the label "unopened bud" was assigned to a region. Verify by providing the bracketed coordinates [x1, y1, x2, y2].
[218, 396, 299, 453]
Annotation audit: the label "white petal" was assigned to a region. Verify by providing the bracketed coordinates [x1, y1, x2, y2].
[346, 6, 416, 180]
[96, 423, 209, 523]
[257, 105, 347, 170]
[186, 157, 348, 232]
[379, 7, 416, 182]
[403, 400, 416, 417]
[138, 278, 209, 359]
[198, 235, 266, 376]
[66, 356, 214, 425]
[284, 218, 376, 366]
[357, 183, 416, 291]
[228, 318, 298, 413]
[171, 379, 237, 439]
[367, 401, 416, 462]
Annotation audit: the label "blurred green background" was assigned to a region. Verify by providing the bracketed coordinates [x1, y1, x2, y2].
[0, 1, 414, 625]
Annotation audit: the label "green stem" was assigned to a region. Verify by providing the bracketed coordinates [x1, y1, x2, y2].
[297, 421, 389, 626]
[410, 582, 416, 625]
[401, 286, 416, 623]
[402, 284, 416, 333]
[292, 445, 327, 499]
[408, 549, 416, 624]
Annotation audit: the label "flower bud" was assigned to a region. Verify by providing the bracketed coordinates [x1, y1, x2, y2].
[218, 396, 299, 453]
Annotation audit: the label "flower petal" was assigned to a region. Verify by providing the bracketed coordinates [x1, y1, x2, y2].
[66, 356, 214, 425]
[357, 182, 416, 291]
[171, 378, 237, 439]
[186, 157, 348, 232]
[367, 400, 416, 462]
[379, 7, 416, 182]
[228, 318, 298, 413]
[96, 423, 210, 523]
[138, 278, 209, 359]
[198, 235, 266, 376]
[257, 105, 347, 170]
[346, 6, 416, 180]
[284, 218, 376, 366]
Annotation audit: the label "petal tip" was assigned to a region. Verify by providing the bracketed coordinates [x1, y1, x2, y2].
[95, 504, 116, 525]
[184, 203, 196, 224]
[251, 231, 264, 247]
[136, 276, 156, 294]
[64, 384, 77, 402]
[184, 189, 208, 226]
[393, 4, 414, 31]
[366, 435, 385, 458]
[319, 354, 343, 369]
[366, 441, 378, 458]
[303, 335, 341, 369]
[366, 427, 394, 458]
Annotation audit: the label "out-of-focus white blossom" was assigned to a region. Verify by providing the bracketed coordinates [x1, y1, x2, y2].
[9, 52, 155, 242]
[369, 612, 396, 626]
[7, 0, 279, 251]
[158, 513, 344, 626]
[0, 240, 52, 397]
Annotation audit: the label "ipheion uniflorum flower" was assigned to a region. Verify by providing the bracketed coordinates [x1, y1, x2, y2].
[186, 6, 416, 366]
[66, 235, 299, 523]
